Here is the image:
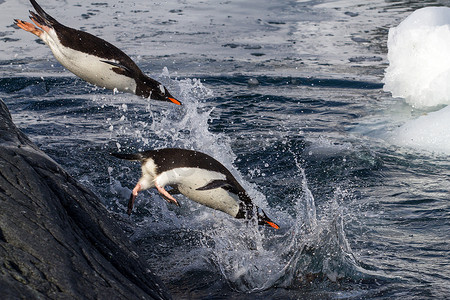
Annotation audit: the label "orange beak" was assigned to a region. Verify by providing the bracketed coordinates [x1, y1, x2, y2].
[169, 97, 182, 105]
[266, 221, 280, 229]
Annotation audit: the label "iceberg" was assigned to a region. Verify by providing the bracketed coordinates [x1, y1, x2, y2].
[384, 7, 450, 153]
[383, 7, 450, 108]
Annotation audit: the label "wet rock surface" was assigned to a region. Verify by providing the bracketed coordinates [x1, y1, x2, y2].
[0, 99, 170, 299]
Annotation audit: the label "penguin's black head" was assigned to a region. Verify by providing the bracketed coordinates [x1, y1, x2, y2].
[137, 75, 181, 105]
[150, 85, 181, 105]
[237, 203, 279, 229]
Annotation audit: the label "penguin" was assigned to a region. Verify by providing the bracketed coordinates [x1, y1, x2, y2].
[111, 148, 280, 229]
[14, 0, 181, 105]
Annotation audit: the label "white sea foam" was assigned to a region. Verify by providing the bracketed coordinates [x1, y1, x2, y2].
[202, 158, 352, 292]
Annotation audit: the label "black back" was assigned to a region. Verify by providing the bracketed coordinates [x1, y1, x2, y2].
[30, 0, 143, 76]
[29, 0, 178, 101]
[112, 148, 253, 205]
[149, 148, 254, 205]
[111, 148, 279, 227]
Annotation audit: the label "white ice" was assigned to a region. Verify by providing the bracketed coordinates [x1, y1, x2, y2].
[383, 7, 450, 154]
[383, 7, 450, 108]
[389, 105, 450, 153]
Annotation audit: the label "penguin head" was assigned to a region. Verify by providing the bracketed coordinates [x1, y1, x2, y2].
[237, 203, 279, 229]
[151, 85, 181, 105]
[137, 75, 181, 105]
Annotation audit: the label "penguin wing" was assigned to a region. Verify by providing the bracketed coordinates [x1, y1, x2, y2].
[196, 179, 249, 201]
[196, 179, 234, 191]
[101, 60, 135, 78]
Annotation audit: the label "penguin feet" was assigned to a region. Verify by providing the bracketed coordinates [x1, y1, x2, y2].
[14, 19, 43, 37]
[155, 183, 180, 206]
[126, 183, 180, 215]
[127, 193, 135, 215]
[29, 11, 52, 33]
[127, 183, 141, 215]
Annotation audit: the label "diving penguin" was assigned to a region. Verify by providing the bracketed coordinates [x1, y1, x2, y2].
[111, 148, 279, 229]
[14, 0, 181, 105]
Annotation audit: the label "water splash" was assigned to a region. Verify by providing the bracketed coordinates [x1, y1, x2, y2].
[101, 72, 234, 160]
[200, 152, 366, 292]
[107, 72, 367, 293]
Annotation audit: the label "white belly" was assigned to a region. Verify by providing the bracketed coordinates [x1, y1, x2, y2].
[41, 30, 137, 93]
[178, 185, 240, 217]
[156, 168, 240, 217]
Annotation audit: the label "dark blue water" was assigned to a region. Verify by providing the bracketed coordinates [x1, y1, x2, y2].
[1, 0, 449, 299]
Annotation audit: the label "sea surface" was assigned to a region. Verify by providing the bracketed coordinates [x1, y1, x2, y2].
[1, 0, 449, 299]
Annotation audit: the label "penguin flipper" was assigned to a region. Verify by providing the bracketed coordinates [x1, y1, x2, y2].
[196, 179, 231, 191]
[101, 60, 134, 78]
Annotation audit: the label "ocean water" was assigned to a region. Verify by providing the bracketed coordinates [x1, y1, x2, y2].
[1, 0, 449, 299]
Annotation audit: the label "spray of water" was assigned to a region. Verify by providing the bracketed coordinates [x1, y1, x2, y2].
[106, 71, 367, 292]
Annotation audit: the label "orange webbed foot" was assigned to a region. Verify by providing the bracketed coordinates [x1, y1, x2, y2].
[127, 183, 141, 215]
[14, 19, 43, 37]
[155, 183, 180, 206]
[29, 15, 51, 33]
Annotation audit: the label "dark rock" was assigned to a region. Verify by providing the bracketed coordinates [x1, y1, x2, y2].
[0, 99, 171, 300]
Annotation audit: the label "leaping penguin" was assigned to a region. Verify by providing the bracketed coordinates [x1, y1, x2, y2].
[14, 0, 181, 105]
[111, 148, 280, 229]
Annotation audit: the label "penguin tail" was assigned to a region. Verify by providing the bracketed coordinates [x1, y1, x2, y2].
[29, 0, 59, 27]
[110, 152, 145, 161]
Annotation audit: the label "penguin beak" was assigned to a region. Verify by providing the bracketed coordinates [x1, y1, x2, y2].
[265, 220, 280, 229]
[257, 208, 280, 229]
[168, 97, 182, 105]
